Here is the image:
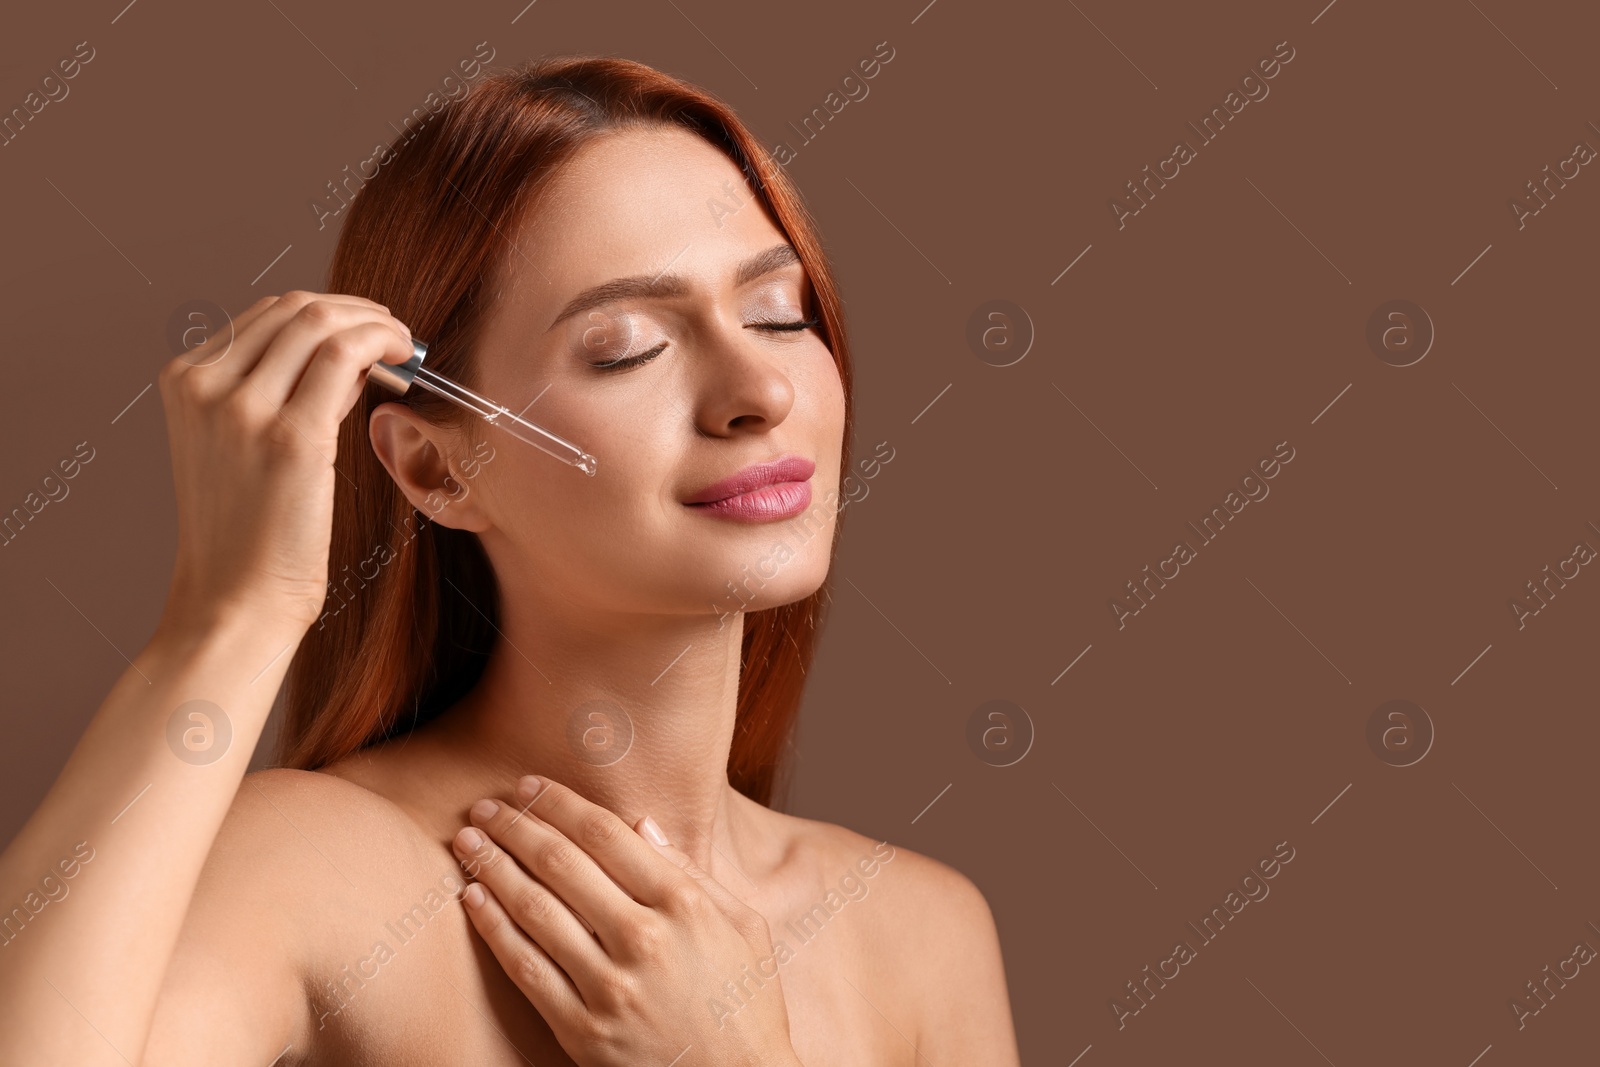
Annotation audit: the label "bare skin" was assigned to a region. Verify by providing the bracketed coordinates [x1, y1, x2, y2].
[0, 124, 1019, 1065]
[153, 758, 1013, 1065]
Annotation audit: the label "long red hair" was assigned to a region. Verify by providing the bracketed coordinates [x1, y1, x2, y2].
[278, 55, 854, 807]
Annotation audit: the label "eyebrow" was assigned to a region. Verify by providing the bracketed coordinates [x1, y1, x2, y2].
[545, 242, 803, 332]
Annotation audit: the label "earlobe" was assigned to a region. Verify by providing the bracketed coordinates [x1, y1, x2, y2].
[367, 404, 491, 533]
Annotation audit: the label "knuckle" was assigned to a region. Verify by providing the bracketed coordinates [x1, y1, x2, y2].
[218, 385, 262, 422]
[164, 355, 210, 396]
[537, 840, 583, 877]
[157, 358, 188, 399]
[295, 299, 341, 328]
[575, 809, 625, 850]
[572, 1010, 609, 1051]
[625, 916, 667, 958]
[509, 950, 544, 991]
[662, 880, 703, 917]
[316, 332, 362, 364]
[509, 882, 559, 926]
[279, 289, 317, 309]
[736, 907, 771, 942]
[595, 968, 638, 1011]
[168, 373, 213, 414]
[260, 413, 305, 452]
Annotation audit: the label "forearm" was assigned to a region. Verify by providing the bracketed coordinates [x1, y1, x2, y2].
[0, 610, 301, 1063]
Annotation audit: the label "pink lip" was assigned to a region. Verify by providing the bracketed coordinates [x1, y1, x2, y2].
[684, 455, 816, 522]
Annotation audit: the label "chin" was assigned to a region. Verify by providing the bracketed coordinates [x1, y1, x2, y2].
[701, 548, 830, 621]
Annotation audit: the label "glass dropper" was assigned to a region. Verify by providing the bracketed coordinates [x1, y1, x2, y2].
[368, 338, 598, 476]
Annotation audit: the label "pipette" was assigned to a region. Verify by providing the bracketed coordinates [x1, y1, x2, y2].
[368, 338, 598, 476]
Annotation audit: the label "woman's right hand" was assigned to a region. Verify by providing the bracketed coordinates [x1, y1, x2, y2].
[156, 291, 415, 642]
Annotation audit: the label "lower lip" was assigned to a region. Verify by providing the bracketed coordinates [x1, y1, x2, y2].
[687, 480, 812, 522]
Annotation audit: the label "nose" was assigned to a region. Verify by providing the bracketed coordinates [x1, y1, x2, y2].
[689, 316, 797, 437]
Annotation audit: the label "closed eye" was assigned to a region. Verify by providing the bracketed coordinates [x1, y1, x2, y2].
[588, 315, 820, 371]
[749, 316, 819, 332]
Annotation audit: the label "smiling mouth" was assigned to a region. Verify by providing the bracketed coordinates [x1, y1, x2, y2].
[685, 480, 813, 523]
[681, 454, 817, 522]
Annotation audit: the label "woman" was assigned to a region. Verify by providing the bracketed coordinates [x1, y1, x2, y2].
[0, 55, 1019, 1064]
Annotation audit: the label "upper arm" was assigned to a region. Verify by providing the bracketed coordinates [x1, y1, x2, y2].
[141, 769, 322, 1065]
[902, 853, 1020, 1064]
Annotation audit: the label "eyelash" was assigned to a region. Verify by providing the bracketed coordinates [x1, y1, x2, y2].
[589, 316, 820, 371]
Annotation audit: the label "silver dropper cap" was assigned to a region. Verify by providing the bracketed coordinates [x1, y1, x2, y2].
[368, 338, 429, 394]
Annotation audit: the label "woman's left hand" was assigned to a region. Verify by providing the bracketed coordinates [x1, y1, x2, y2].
[452, 775, 802, 1067]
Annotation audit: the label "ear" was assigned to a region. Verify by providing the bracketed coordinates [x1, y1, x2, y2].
[368, 402, 492, 533]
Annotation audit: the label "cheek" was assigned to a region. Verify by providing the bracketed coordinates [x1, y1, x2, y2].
[806, 351, 847, 486]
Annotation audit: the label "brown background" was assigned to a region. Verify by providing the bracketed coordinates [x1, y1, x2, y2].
[3, 0, 1598, 1062]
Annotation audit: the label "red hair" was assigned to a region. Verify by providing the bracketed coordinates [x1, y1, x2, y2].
[278, 55, 854, 807]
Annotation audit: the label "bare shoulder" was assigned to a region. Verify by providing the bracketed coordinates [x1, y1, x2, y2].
[221, 765, 439, 854]
[144, 767, 436, 1065]
[199, 766, 439, 900]
[765, 811, 1020, 1062]
[203, 765, 450, 930]
[774, 812, 996, 938]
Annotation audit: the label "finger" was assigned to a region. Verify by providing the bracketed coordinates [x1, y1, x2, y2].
[507, 776, 684, 915]
[469, 791, 664, 954]
[459, 879, 588, 1019]
[453, 824, 609, 996]
[247, 299, 410, 408]
[174, 291, 393, 389]
[279, 320, 415, 429]
[636, 820, 750, 922]
[161, 293, 278, 391]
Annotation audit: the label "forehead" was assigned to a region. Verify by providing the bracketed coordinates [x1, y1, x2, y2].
[500, 125, 779, 297]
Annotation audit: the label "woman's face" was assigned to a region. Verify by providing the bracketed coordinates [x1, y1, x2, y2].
[429, 125, 845, 622]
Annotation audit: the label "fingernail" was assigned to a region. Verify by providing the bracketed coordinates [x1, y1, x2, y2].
[464, 883, 485, 908]
[641, 815, 669, 846]
[516, 775, 543, 802]
[456, 826, 484, 851]
[470, 798, 498, 822]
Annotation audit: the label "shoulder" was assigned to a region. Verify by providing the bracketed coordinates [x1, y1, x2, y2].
[184, 764, 422, 945]
[748, 807, 999, 962]
[777, 814, 1018, 1060]
[220, 765, 434, 855]
[144, 768, 432, 1063]
[206, 765, 451, 935]
[781, 814, 995, 931]
[199, 766, 432, 901]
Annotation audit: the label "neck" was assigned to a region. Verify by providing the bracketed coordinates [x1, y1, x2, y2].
[427, 597, 753, 877]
